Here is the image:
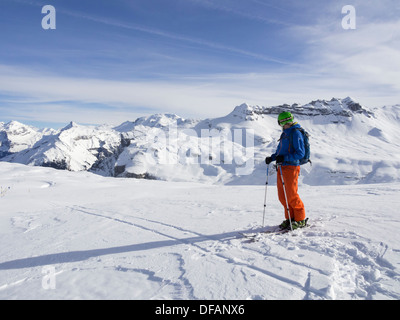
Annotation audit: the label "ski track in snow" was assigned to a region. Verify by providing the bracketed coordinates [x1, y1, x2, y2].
[0, 164, 400, 299]
[80, 206, 399, 300]
[2, 207, 397, 300]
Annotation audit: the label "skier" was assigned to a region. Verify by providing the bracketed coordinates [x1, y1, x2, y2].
[265, 111, 307, 230]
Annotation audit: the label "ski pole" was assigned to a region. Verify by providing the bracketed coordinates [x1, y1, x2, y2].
[262, 164, 269, 227]
[278, 164, 293, 231]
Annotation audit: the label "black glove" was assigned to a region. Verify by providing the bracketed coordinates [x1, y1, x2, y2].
[276, 155, 284, 164]
[265, 157, 273, 165]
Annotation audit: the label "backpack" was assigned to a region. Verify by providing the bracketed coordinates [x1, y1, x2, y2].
[289, 127, 311, 166]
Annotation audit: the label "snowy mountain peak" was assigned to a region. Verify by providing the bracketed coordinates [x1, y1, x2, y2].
[3, 120, 36, 132]
[305, 97, 370, 117]
[127, 113, 196, 130]
[61, 121, 81, 132]
[230, 103, 263, 119]
[233, 103, 253, 114]
[228, 97, 372, 121]
[0, 121, 45, 155]
[232, 103, 262, 115]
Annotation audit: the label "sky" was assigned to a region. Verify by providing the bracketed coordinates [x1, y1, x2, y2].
[0, 0, 399, 128]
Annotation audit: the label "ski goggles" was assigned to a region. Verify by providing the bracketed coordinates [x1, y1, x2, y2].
[278, 116, 293, 127]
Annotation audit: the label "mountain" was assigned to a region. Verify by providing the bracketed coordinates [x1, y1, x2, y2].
[1, 121, 122, 172]
[1, 97, 400, 185]
[0, 121, 55, 158]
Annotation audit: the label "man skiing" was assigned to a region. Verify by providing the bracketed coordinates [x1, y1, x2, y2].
[265, 111, 307, 230]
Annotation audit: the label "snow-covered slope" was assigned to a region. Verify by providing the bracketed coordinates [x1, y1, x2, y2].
[0, 162, 399, 299]
[1, 98, 399, 185]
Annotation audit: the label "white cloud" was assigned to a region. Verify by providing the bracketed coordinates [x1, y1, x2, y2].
[0, 66, 242, 124]
[281, 5, 400, 106]
[1, 63, 398, 127]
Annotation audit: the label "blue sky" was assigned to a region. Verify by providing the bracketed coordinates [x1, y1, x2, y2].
[0, 0, 399, 128]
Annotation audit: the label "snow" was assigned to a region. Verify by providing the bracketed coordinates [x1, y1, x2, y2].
[1, 162, 399, 300]
[1, 98, 400, 300]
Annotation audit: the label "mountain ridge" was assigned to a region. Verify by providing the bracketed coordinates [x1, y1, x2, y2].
[1, 97, 399, 185]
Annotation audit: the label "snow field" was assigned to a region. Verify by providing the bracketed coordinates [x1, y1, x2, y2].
[0, 162, 399, 299]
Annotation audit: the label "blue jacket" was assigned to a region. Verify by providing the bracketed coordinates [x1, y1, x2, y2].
[271, 123, 305, 166]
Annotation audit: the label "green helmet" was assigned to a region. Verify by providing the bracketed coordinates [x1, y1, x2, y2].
[278, 111, 294, 127]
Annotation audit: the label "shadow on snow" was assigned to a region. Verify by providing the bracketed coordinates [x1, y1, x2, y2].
[0, 228, 265, 270]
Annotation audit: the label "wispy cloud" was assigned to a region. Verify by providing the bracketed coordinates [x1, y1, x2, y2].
[290, 11, 400, 94]
[1, 61, 398, 128]
[0, 65, 242, 124]
[184, 0, 293, 27]
[9, 0, 297, 67]
[57, 8, 297, 67]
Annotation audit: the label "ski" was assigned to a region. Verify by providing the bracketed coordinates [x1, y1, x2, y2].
[239, 219, 310, 242]
[239, 228, 288, 240]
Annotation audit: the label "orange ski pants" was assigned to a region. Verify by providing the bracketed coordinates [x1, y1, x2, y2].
[277, 165, 306, 221]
